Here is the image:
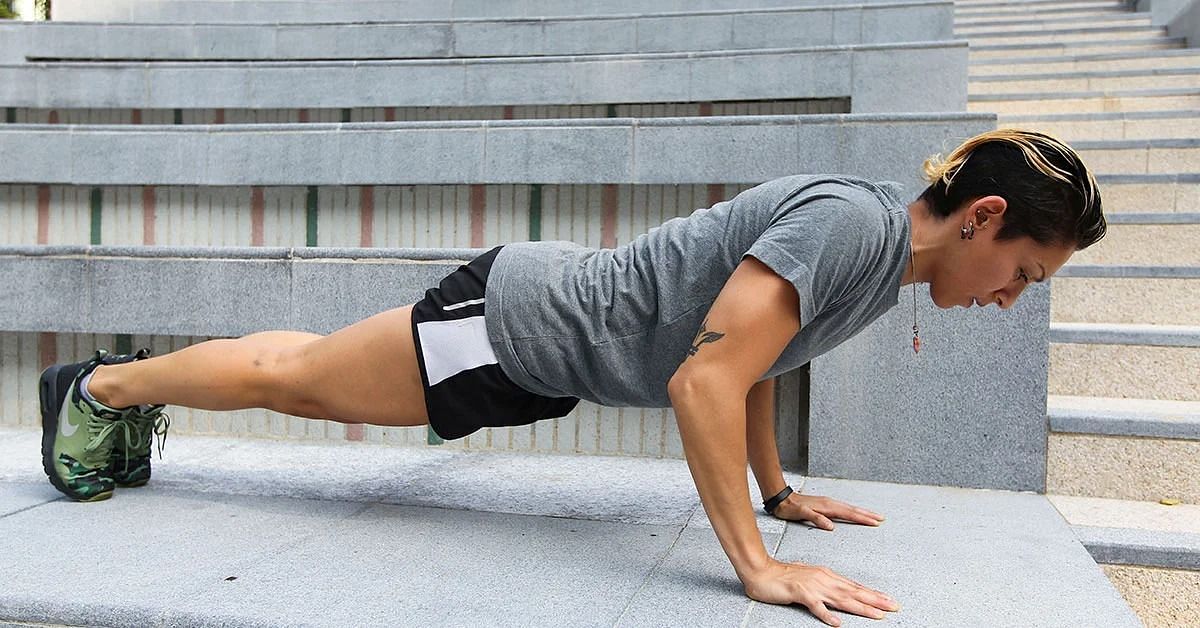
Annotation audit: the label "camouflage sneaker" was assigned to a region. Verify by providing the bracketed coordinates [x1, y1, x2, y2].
[39, 348, 140, 502]
[108, 401, 172, 488]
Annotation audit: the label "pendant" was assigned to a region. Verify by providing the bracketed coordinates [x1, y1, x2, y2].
[912, 327, 921, 354]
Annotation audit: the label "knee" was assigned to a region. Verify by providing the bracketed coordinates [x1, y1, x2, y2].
[258, 345, 326, 419]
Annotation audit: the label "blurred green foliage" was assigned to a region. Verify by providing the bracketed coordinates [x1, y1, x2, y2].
[0, 1, 16, 20]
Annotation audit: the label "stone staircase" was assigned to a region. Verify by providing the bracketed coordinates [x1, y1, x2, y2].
[959, 0, 1200, 624]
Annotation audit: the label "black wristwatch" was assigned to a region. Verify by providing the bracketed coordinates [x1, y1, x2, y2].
[763, 485, 793, 515]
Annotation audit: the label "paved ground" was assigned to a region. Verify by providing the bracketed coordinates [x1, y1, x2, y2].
[0, 426, 1139, 627]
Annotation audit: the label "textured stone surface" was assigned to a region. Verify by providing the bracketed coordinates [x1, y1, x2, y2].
[811, 282, 1051, 492]
[0, 43, 966, 114]
[49, 0, 939, 22]
[0, 3, 953, 63]
[0, 427, 1140, 627]
[1047, 432, 1200, 502]
[1099, 176, 1200, 213]
[1049, 394, 1200, 439]
[1048, 493, 1200, 534]
[0, 114, 996, 186]
[1051, 276, 1200, 325]
[1049, 343, 1200, 401]
[1069, 223, 1200, 265]
[1102, 564, 1200, 628]
[1077, 525, 1200, 570]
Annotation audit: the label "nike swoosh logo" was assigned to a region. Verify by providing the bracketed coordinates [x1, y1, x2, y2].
[60, 390, 78, 438]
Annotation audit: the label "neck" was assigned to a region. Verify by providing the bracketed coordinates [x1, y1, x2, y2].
[901, 198, 943, 287]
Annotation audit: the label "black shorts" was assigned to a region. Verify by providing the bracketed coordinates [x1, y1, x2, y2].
[411, 245, 582, 441]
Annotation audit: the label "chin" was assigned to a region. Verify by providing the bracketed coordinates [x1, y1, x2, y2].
[928, 286, 955, 310]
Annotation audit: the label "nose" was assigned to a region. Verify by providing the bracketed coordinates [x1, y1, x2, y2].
[996, 282, 1028, 310]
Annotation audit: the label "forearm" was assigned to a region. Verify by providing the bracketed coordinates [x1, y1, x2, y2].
[746, 377, 787, 500]
[670, 376, 772, 583]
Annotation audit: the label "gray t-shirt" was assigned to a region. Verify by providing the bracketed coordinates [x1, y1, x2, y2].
[483, 174, 913, 408]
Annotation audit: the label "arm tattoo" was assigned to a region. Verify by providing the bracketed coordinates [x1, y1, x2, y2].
[686, 317, 726, 357]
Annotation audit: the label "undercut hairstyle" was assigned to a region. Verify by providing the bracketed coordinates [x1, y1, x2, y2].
[918, 128, 1106, 250]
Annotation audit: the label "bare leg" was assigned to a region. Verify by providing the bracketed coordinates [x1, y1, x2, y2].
[86, 305, 431, 428]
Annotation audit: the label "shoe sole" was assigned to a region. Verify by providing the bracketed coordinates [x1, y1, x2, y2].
[39, 363, 113, 503]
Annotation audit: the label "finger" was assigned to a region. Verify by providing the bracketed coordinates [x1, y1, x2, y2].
[809, 600, 842, 627]
[828, 594, 888, 621]
[833, 575, 898, 609]
[810, 512, 835, 531]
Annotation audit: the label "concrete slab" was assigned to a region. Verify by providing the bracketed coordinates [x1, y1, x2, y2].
[0, 3, 953, 63]
[0, 427, 1141, 627]
[0, 42, 968, 114]
[0, 482, 62, 518]
[758, 477, 1142, 626]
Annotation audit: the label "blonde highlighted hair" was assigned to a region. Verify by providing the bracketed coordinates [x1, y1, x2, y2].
[917, 128, 1105, 250]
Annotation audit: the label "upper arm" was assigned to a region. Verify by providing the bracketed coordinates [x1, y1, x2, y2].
[668, 255, 800, 396]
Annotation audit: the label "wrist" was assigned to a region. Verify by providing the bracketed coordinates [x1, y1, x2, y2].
[762, 485, 793, 515]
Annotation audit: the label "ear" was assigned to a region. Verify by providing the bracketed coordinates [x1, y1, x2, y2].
[970, 195, 1008, 230]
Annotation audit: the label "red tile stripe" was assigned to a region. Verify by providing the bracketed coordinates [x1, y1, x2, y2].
[503, 106, 514, 120]
[469, 184, 486, 248]
[215, 109, 225, 124]
[707, 184, 725, 208]
[699, 102, 713, 117]
[345, 423, 365, 441]
[601, 184, 618, 248]
[250, 187, 265, 246]
[131, 109, 142, 125]
[48, 110, 59, 124]
[298, 109, 309, 123]
[36, 185, 50, 245]
[39, 333, 56, 372]
[384, 107, 396, 122]
[142, 186, 156, 245]
[359, 186, 374, 247]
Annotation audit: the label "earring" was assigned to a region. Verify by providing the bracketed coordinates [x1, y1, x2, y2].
[960, 223, 975, 240]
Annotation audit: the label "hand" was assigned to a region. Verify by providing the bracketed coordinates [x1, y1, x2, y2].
[743, 557, 900, 626]
[771, 493, 885, 531]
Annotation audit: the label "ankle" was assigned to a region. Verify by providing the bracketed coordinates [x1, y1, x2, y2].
[86, 365, 128, 409]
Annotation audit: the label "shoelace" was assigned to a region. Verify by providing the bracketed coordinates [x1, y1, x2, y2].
[115, 409, 173, 473]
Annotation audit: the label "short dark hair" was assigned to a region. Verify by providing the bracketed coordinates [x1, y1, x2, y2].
[917, 128, 1106, 250]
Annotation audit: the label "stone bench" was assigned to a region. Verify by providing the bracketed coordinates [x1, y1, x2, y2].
[0, 113, 991, 186]
[50, 0, 935, 22]
[0, 1, 953, 63]
[0, 42, 968, 114]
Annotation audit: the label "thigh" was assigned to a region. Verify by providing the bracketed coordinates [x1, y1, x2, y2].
[277, 304, 431, 427]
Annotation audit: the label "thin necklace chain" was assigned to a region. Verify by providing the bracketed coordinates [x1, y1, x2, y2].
[910, 239, 920, 354]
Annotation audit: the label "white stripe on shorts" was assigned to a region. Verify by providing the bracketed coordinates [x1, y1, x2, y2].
[442, 297, 486, 311]
[416, 315, 498, 386]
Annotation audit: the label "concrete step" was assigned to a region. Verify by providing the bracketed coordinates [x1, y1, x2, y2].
[963, 25, 1167, 47]
[970, 67, 1200, 95]
[1097, 173, 1200, 214]
[1047, 493, 1200, 625]
[970, 48, 1200, 75]
[1050, 321, 1200, 348]
[0, 114, 994, 186]
[969, 87, 1200, 115]
[1072, 138, 1200, 175]
[1047, 395, 1200, 502]
[955, 0, 1129, 10]
[997, 110, 1200, 142]
[1052, 275, 1199, 326]
[0, 2, 954, 63]
[1066, 221, 1200, 266]
[1049, 339, 1200, 401]
[0, 426, 1143, 627]
[0, 42, 967, 114]
[955, 1, 1126, 19]
[955, 12, 1149, 33]
[967, 36, 1186, 60]
[49, 0, 940, 22]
